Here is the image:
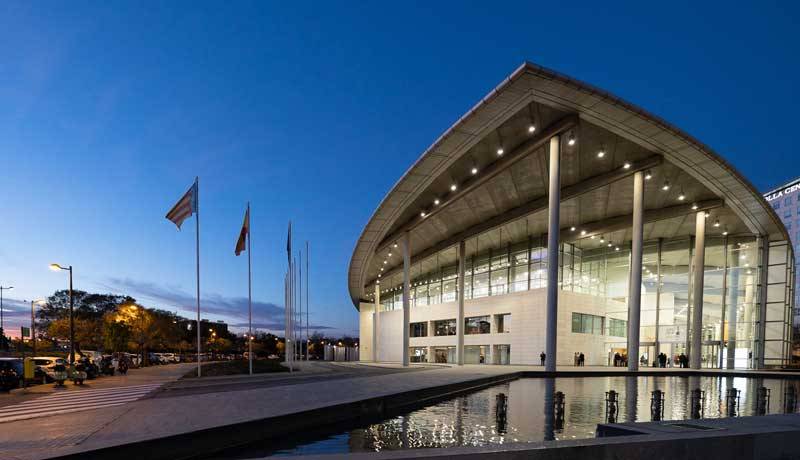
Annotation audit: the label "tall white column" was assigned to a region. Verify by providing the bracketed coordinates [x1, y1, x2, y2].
[457, 240, 466, 365]
[373, 283, 380, 362]
[690, 212, 706, 370]
[627, 171, 644, 371]
[545, 135, 561, 372]
[401, 231, 411, 367]
[756, 237, 769, 369]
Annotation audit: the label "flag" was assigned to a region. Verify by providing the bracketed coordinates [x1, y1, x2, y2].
[235, 205, 250, 256]
[166, 179, 198, 230]
[287, 221, 292, 263]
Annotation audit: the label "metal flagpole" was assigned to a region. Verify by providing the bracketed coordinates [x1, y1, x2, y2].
[306, 241, 309, 361]
[247, 202, 253, 375]
[195, 177, 201, 378]
[294, 255, 299, 361]
[299, 249, 303, 360]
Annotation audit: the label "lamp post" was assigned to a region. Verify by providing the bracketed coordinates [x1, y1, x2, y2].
[0, 285, 13, 334]
[50, 264, 74, 364]
[28, 299, 44, 356]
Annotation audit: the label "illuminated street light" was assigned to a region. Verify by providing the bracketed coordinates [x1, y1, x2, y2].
[49, 263, 75, 364]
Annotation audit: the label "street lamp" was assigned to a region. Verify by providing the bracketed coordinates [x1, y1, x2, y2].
[27, 299, 45, 356]
[0, 285, 13, 333]
[50, 263, 75, 364]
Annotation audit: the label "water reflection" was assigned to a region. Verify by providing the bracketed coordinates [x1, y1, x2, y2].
[260, 376, 800, 456]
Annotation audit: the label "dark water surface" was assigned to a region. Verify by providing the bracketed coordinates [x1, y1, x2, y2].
[210, 376, 800, 458]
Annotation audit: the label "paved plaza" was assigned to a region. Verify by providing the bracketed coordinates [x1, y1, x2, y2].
[1, 361, 799, 459]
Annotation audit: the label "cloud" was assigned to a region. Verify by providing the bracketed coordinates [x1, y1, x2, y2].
[100, 278, 334, 333]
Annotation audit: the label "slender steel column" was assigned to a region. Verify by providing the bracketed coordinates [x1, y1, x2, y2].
[726, 244, 740, 369]
[756, 237, 769, 369]
[654, 238, 663, 355]
[545, 135, 561, 372]
[401, 231, 411, 367]
[627, 171, 644, 371]
[690, 212, 706, 370]
[719, 236, 728, 369]
[457, 240, 466, 365]
[374, 283, 380, 362]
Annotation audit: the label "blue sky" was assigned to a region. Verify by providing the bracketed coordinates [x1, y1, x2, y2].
[0, 1, 798, 338]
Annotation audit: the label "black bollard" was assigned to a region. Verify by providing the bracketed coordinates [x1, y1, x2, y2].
[725, 388, 740, 417]
[495, 393, 508, 434]
[785, 386, 797, 414]
[650, 390, 664, 421]
[690, 388, 704, 419]
[756, 387, 770, 416]
[554, 391, 565, 432]
[605, 390, 619, 423]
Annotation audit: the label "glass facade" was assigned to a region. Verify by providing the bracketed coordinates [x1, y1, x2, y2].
[375, 228, 795, 368]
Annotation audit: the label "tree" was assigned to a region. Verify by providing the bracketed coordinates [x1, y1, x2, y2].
[103, 315, 132, 352]
[47, 317, 104, 351]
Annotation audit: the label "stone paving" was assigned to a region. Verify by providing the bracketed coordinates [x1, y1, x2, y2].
[1, 362, 799, 459]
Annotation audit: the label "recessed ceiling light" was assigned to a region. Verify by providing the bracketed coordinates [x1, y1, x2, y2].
[607, 243, 612, 247]
[528, 125, 536, 133]
[615, 247, 620, 251]
[471, 166, 478, 175]
[420, 211, 426, 217]
[678, 192, 686, 201]
[590, 235, 596, 239]
[388, 253, 392, 257]
[434, 199, 440, 205]
[644, 170, 652, 180]
[567, 132, 575, 146]
[662, 181, 670, 191]
[691, 204, 699, 210]
[383, 260, 387, 265]
[597, 147, 606, 158]
[623, 162, 631, 169]
[580, 230, 587, 236]
[570, 226, 576, 231]
[497, 148, 504, 155]
[450, 184, 457, 191]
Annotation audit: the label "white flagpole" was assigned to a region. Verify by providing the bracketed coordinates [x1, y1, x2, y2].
[247, 202, 253, 375]
[306, 241, 309, 361]
[299, 249, 303, 360]
[195, 176, 201, 378]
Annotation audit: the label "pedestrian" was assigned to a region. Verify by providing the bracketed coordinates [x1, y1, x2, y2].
[579, 352, 585, 367]
[574, 352, 579, 366]
[540, 351, 546, 366]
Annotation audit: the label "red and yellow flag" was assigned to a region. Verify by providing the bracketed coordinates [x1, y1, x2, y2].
[235, 205, 250, 256]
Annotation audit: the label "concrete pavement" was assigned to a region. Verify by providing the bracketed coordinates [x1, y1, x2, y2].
[1, 362, 799, 460]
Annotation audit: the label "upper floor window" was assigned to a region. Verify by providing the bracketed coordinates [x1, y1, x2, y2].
[409, 322, 428, 338]
[465, 315, 491, 334]
[785, 196, 793, 206]
[433, 319, 457, 336]
[496, 313, 511, 333]
[571, 312, 604, 335]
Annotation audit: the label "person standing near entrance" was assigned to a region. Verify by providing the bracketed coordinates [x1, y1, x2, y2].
[579, 352, 585, 366]
[540, 351, 546, 366]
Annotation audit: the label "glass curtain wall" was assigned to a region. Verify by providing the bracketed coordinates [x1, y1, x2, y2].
[371, 228, 791, 368]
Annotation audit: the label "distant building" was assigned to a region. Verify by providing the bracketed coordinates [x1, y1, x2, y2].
[764, 177, 800, 320]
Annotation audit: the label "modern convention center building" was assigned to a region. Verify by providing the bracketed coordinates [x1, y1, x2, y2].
[349, 62, 794, 370]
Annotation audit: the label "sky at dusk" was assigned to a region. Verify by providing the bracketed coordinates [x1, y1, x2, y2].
[0, 1, 798, 338]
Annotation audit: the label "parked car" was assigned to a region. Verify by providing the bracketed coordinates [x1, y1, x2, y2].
[32, 357, 67, 383]
[0, 358, 23, 391]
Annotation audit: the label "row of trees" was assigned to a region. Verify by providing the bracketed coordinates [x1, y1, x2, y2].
[0, 289, 357, 363]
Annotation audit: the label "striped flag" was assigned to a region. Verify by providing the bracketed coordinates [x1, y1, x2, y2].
[235, 205, 250, 256]
[166, 179, 198, 230]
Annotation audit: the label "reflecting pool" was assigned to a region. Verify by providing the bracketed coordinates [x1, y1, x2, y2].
[211, 376, 800, 458]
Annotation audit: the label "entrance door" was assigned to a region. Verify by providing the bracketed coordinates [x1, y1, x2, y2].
[701, 342, 721, 368]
